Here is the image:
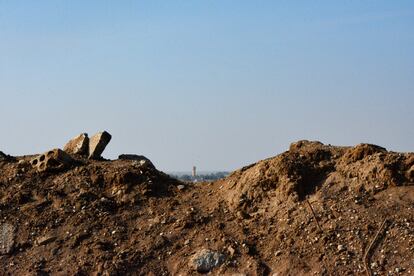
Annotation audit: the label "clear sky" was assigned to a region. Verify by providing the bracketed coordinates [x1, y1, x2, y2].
[1, 1, 413, 172]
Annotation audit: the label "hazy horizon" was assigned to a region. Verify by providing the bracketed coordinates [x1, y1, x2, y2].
[1, 1, 413, 171]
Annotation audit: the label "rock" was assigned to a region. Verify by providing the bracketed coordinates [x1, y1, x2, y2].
[0, 151, 14, 162]
[30, 149, 75, 173]
[37, 234, 56, 246]
[118, 154, 155, 168]
[406, 165, 414, 181]
[177, 185, 185, 191]
[190, 249, 225, 273]
[227, 246, 235, 257]
[89, 131, 112, 159]
[64, 133, 89, 155]
[0, 223, 15, 255]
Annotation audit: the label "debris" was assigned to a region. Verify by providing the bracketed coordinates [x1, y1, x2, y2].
[119, 154, 155, 168]
[190, 249, 225, 273]
[364, 219, 389, 276]
[0, 223, 15, 255]
[64, 133, 89, 155]
[88, 131, 112, 159]
[30, 149, 75, 173]
[0, 140, 413, 275]
[37, 234, 57, 246]
[228, 245, 236, 257]
[306, 200, 323, 233]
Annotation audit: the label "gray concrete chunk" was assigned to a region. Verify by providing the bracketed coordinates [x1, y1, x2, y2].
[64, 133, 89, 155]
[89, 131, 112, 159]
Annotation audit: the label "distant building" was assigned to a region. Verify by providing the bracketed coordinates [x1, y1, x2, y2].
[192, 166, 197, 178]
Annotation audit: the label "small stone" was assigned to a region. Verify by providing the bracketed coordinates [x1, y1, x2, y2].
[37, 234, 56, 246]
[88, 131, 112, 159]
[63, 133, 89, 155]
[275, 250, 282, 256]
[228, 246, 235, 256]
[337, 244, 345, 252]
[0, 223, 15, 255]
[177, 185, 185, 191]
[184, 239, 190, 246]
[190, 249, 225, 273]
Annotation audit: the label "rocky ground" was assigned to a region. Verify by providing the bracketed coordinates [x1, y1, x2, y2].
[0, 140, 413, 275]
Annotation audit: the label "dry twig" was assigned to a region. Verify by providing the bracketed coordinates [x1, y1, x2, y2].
[306, 200, 323, 233]
[363, 218, 388, 276]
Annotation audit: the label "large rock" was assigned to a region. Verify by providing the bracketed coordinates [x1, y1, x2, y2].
[118, 154, 155, 169]
[30, 149, 75, 173]
[89, 131, 112, 160]
[64, 133, 89, 155]
[190, 249, 225, 273]
[0, 223, 15, 255]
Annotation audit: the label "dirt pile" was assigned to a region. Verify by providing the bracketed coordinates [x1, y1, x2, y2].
[0, 140, 413, 275]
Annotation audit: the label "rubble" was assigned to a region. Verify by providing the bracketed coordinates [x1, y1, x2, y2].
[190, 249, 226, 273]
[118, 154, 155, 168]
[30, 148, 75, 173]
[63, 133, 89, 155]
[0, 223, 15, 255]
[0, 140, 413, 275]
[88, 131, 112, 159]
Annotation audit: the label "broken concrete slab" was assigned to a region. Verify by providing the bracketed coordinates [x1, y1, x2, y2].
[88, 131, 112, 160]
[64, 133, 89, 155]
[118, 154, 155, 168]
[30, 149, 75, 173]
[0, 223, 15, 255]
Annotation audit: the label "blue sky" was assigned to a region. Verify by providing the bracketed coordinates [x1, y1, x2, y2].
[1, 1, 413, 171]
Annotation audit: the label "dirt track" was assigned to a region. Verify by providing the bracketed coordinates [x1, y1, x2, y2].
[0, 141, 413, 275]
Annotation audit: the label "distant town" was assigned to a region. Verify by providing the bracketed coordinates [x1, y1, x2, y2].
[168, 167, 230, 182]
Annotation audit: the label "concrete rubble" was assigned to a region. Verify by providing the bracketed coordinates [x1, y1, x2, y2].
[63, 133, 89, 155]
[30, 149, 74, 173]
[62, 131, 112, 160]
[88, 131, 112, 160]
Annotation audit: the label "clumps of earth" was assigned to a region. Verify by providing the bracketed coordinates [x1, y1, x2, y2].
[0, 134, 413, 275]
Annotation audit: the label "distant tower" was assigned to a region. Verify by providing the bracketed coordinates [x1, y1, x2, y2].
[192, 166, 197, 178]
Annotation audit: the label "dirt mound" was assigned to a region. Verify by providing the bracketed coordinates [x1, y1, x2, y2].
[221, 141, 412, 211]
[0, 141, 413, 275]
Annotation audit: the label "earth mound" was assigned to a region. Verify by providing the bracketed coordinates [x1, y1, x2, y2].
[0, 140, 413, 275]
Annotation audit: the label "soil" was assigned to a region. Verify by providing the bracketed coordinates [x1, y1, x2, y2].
[0, 140, 413, 275]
